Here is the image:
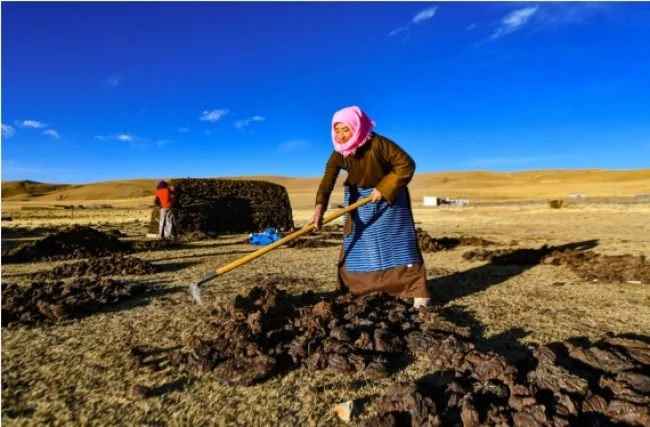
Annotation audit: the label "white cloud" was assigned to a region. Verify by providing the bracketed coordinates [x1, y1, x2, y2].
[156, 139, 172, 147]
[466, 23, 477, 31]
[389, 6, 438, 37]
[204, 130, 212, 136]
[234, 115, 265, 129]
[2, 123, 16, 138]
[412, 7, 438, 24]
[94, 133, 147, 145]
[179, 127, 189, 132]
[278, 139, 310, 152]
[388, 27, 408, 37]
[481, 3, 608, 44]
[490, 6, 539, 40]
[43, 129, 60, 139]
[200, 109, 229, 122]
[20, 120, 47, 128]
[535, 2, 610, 26]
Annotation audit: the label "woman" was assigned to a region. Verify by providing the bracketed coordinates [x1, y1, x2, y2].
[310, 106, 431, 308]
[154, 180, 177, 239]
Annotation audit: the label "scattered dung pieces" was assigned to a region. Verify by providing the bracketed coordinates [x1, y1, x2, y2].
[320, 224, 344, 232]
[168, 281, 468, 385]
[129, 384, 152, 400]
[462, 247, 549, 265]
[177, 231, 212, 242]
[130, 239, 183, 251]
[316, 232, 344, 240]
[463, 246, 650, 284]
[286, 238, 340, 249]
[146, 178, 295, 236]
[416, 229, 497, 253]
[104, 229, 126, 238]
[246, 274, 322, 289]
[361, 335, 650, 426]
[31, 254, 159, 281]
[1, 225, 130, 264]
[1, 278, 146, 327]
[544, 250, 650, 284]
[161, 278, 650, 425]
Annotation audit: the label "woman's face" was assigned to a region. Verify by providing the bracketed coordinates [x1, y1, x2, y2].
[334, 122, 352, 144]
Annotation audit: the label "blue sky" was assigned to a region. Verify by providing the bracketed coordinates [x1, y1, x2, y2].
[2, 1, 650, 184]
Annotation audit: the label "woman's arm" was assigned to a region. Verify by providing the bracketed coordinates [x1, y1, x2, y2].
[374, 135, 416, 203]
[315, 151, 343, 207]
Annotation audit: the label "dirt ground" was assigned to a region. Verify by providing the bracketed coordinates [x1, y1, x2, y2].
[2, 203, 650, 426]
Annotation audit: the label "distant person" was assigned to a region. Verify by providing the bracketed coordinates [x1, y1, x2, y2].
[154, 180, 177, 239]
[309, 106, 431, 308]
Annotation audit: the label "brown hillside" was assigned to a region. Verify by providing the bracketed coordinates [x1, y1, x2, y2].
[1, 180, 70, 201]
[2, 169, 649, 206]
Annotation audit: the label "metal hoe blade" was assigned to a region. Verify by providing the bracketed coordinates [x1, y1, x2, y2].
[188, 272, 217, 305]
[189, 282, 203, 305]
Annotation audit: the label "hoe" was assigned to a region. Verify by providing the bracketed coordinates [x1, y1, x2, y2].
[188, 195, 373, 304]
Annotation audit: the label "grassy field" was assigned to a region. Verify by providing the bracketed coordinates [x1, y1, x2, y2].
[2, 170, 650, 425]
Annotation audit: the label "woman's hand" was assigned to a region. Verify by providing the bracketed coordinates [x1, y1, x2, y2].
[371, 188, 384, 203]
[309, 204, 325, 230]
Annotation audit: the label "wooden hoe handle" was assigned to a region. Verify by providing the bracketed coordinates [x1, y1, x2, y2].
[195, 195, 374, 287]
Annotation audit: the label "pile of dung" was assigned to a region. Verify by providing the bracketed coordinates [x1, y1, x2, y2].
[462, 246, 555, 266]
[360, 334, 650, 426]
[169, 282, 470, 386]
[104, 229, 126, 238]
[176, 231, 213, 243]
[1, 225, 130, 264]
[286, 237, 340, 249]
[544, 250, 650, 284]
[146, 178, 294, 236]
[130, 239, 183, 251]
[416, 229, 498, 253]
[161, 280, 650, 425]
[315, 224, 345, 240]
[1, 278, 146, 327]
[463, 246, 650, 284]
[31, 254, 159, 281]
[320, 224, 344, 232]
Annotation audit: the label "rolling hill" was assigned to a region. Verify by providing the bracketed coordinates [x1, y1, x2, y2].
[2, 169, 650, 207]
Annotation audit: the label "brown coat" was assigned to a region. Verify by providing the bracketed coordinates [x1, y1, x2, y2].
[315, 133, 416, 207]
[315, 133, 430, 299]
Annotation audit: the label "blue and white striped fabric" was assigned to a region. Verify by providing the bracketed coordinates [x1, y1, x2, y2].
[342, 186, 422, 273]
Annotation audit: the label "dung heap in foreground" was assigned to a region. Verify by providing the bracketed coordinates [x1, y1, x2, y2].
[2, 200, 650, 425]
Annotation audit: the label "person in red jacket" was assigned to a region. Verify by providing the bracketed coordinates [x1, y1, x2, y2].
[154, 180, 177, 239]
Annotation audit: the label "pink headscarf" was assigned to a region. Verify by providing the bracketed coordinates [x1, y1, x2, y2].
[331, 106, 375, 157]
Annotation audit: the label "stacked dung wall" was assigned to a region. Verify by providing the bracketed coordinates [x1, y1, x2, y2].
[147, 178, 294, 235]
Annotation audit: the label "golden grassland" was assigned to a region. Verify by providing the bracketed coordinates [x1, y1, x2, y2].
[2, 169, 650, 425]
[3, 168, 650, 209]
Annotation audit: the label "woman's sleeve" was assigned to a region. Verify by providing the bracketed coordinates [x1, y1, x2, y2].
[315, 151, 342, 207]
[374, 136, 416, 204]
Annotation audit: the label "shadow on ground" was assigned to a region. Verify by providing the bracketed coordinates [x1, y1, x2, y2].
[427, 239, 599, 304]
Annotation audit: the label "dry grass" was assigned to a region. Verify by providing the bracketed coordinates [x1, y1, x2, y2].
[2, 197, 650, 425]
